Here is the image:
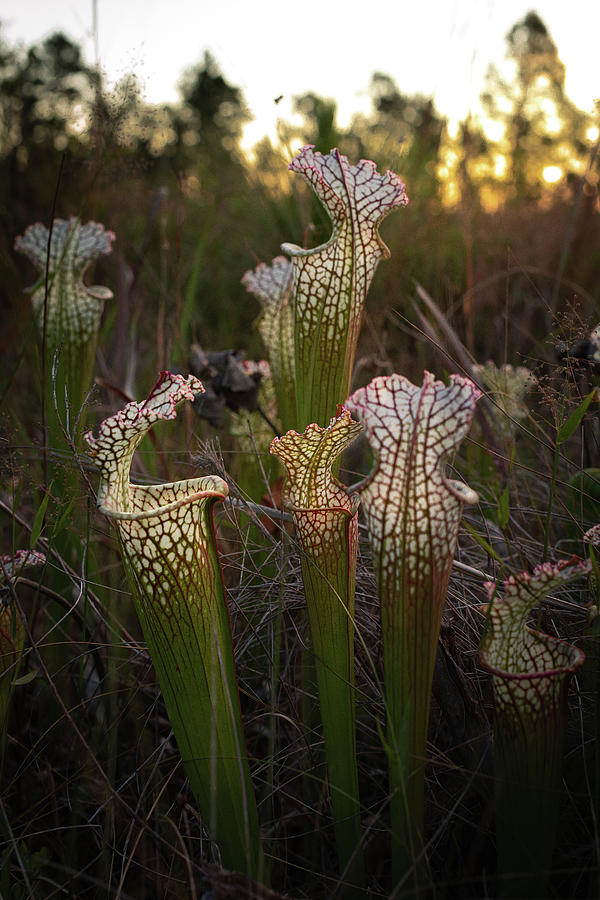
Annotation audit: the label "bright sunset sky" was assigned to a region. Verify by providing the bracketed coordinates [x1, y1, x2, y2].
[1, 0, 598, 147]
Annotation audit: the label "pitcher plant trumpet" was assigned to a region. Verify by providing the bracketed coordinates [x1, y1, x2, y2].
[347, 371, 480, 888]
[84, 372, 263, 880]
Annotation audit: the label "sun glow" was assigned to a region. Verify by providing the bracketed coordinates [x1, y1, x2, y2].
[543, 165, 563, 183]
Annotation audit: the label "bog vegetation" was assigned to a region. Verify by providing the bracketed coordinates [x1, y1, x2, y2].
[1, 11, 600, 899]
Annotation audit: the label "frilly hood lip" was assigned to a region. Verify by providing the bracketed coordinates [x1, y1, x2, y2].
[280, 146, 408, 263]
[97, 475, 229, 523]
[84, 372, 209, 520]
[84, 372, 204, 457]
[270, 405, 363, 514]
[478, 618, 586, 680]
[479, 557, 591, 678]
[483, 557, 592, 602]
[14, 217, 115, 268]
[345, 371, 481, 507]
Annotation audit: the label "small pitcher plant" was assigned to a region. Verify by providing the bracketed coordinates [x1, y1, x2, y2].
[15, 217, 115, 425]
[346, 371, 481, 886]
[242, 256, 295, 433]
[270, 407, 365, 893]
[479, 558, 590, 899]
[472, 361, 535, 442]
[84, 372, 263, 880]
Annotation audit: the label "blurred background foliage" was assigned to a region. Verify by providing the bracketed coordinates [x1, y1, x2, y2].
[1, 10, 599, 410]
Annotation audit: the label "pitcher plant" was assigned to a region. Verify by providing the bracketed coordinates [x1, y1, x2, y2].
[270, 407, 365, 894]
[84, 372, 263, 880]
[15, 217, 115, 430]
[346, 371, 480, 888]
[479, 558, 590, 899]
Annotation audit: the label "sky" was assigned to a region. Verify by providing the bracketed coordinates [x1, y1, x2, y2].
[1, 0, 599, 148]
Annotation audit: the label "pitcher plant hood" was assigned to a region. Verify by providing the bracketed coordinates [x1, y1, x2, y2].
[15, 217, 115, 349]
[479, 558, 590, 724]
[282, 146, 408, 429]
[242, 256, 295, 431]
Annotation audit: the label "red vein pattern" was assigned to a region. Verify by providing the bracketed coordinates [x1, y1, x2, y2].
[270, 408, 365, 888]
[242, 256, 295, 430]
[479, 559, 589, 897]
[283, 146, 408, 429]
[346, 371, 480, 880]
[84, 372, 263, 879]
[480, 559, 589, 690]
[584, 523, 600, 547]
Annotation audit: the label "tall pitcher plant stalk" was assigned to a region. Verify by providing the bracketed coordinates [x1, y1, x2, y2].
[84, 372, 263, 881]
[479, 558, 590, 899]
[270, 407, 365, 894]
[15, 218, 115, 584]
[245, 147, 408, 431]
[347, 372, 480, 888]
